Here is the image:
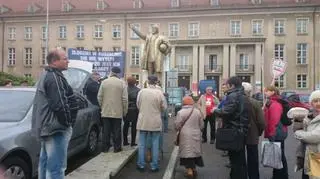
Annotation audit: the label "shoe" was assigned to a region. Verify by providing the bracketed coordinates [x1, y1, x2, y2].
[114, 148, 122, 153]
[136, 166, 145, 172]
[202, 139, 207, 143]
[210, 139, 215, 144]
[151, 168, 159, 173]
[123, 141, 129, 146]
[131, 143, 137, 147]
[185, 168, 194, 178]
[192, 168, 198, 176]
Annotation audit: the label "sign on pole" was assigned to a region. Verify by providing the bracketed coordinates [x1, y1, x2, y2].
[166, 69, 178, 88]
[271, 59, 287, 85]
[68, 48, 125, 78]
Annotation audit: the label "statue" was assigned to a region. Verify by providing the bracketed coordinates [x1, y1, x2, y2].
[129, 24, 171, 81]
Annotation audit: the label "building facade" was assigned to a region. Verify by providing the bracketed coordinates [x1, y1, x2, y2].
[0, 0, 319, 94]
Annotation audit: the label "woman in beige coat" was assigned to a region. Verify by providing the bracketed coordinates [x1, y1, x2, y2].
[175, 96, 204, 178]
[294, 90, 320, 179]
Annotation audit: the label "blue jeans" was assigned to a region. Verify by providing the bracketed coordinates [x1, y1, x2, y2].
[39, 127, 72, 179]
[137, 131, 160, 170]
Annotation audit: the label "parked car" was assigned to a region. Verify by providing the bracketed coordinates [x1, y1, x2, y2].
[0, 60, 101, 179]
[287, 93, 311, 109]
[280, 91, 296, 99]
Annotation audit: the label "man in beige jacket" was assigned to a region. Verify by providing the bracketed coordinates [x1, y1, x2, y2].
[136, 75, 167, 172]
[98, 67, 128, 153]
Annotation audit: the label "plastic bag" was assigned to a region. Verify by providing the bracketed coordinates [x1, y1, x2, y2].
[261, 141, 283, 169]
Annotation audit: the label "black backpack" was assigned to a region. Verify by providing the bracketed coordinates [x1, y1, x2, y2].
[277, 98, 293, 126]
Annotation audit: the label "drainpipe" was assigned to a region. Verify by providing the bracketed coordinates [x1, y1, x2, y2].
[1, 18, 5, 72]
[313, 8, 316, 90]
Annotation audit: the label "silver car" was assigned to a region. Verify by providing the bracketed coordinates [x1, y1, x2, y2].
[0, 62, 101, 179]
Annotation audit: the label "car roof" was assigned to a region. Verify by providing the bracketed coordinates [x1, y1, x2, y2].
[0, 87, 36, 92]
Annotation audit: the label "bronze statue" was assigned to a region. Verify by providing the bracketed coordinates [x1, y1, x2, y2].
[129, 24, 171, 79]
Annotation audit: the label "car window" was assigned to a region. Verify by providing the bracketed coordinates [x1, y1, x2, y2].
[63, 68, 89, 89]
[0, 91, 35, 122]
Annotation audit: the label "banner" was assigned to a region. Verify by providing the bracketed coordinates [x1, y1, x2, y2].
[271, 59, 287, 78]
[67, 48, 125, 78]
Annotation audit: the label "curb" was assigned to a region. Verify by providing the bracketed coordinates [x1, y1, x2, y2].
[162, 146, 179, 179]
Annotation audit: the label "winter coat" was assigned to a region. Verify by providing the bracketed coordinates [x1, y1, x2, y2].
[175, 105, 204, 158]
[264, 95, 288, 141]
[295, 113, 320, 179]
[98, 75, 128, 118]
[198, 94, 220, 118]
[84, 78, 100, 106]
[136, 85, 167, 131]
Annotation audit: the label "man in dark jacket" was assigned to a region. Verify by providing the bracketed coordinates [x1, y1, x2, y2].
[84, 72, 101, 106]
[242, 82, 265, 179]
[123, 76, 140, 146]
[32, 48, 79, 179]
[213, 76, 249, 179]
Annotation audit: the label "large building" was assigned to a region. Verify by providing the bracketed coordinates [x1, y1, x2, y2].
[0, 0, 319, 94]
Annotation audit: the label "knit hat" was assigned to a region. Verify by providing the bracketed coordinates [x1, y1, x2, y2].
[183, 96, 194, 105]
[309, 90, 320, 103]
[111, 67, 121, 74]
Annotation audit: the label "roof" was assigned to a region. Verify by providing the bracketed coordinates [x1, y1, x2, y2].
[0, 0, 319, 15]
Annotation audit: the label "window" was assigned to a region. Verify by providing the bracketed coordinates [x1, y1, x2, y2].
[252, 20, 263, 35]
[59, 25, 67, 39]
[96, 0, 106, 10]
[208, 55, 218, 70]
[169, 23, 179, 38]
[296, 18, 309, 34]
[76, 47, 84, 50]
[188, 22, 199, 37]
[8, 27, 16, 40]
[24, 27, 32, 40]
[41, 26, 47, 40]
[24, 74, 32, 78]
[24, 48, 32, 65]
[177, 55, 190, 71]
[230, 20, 241, 36]
[274, 74, 285, 88]
[133, 0, 143, 8]
[131, 24, 140, 39]
[95, 47, 102, 51]
[297, 43, 307, 64]
[297, 74, 307, 88]
[131, 46, 140, 66]
[131, 74, 140, 84]
[113, 47, 121, 51]
[41, 47, 46, 65]
[63, 2, 72, 12]
[8, 48, 16, 65]
[251, 0, 262, 4]
[239, 54, 249, 69]
[94, 24, 103, 38]
[274, 19, 285, 35]
[112, 25, 121, 38]
[274, 44, 285, 60]
[210, 0, 219, 6]
[171, 0, 179, 7]
[76, 25, 84, 39]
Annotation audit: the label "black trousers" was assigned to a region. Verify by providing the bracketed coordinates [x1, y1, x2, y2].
[272, 140, 288, 179]
[246, 144, 260, 179]
[229, 148, 247, 179]
[202, 114, 215, 141]
[102, 117, 122, 151]
[123, 109, 138, 144]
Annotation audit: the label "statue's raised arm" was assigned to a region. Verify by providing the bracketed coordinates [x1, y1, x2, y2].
[129, 24, 146, 40]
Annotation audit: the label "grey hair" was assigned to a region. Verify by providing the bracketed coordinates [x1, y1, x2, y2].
[242, 82, 253, 96]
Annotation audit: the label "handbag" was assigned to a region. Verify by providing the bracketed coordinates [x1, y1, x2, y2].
[261, 141, 283, 169]
[308, 151, 320, 177]
[174, 107, 194, 146]
[215, 128, 245, 151]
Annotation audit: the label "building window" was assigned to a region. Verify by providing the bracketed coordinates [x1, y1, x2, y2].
[76, 25, 84, 39]
[41, 47, 46, 65]
[169, 23, 179, 38]
[112, 25, 121, 39]
[94, 24, 103, 38]
[177, 55, 190, 71]
[297, 43, 307, 64]
[274, 74, 285, 88]
[171, 0, 179, 7]
[230, 20, 241, 36]
[24, 27, 32, 40]
[8, 27, 16, 40]
[274, 44, 284, 60]
[208, 54, 217, 70]
[24, 48, 32, 65]
[133, 0, 143, 8]
[188, 22, 199, 37]
[59, 25, 67, 39]
[130, 24, 140, 39]
[252, 20, 263, 35]
[131, 46, 140, 66]
[95, 47, 102, 51]
[297, 74, 307, 88]
[24, 74, 32, 78]
[210, 0, 219, 6]
[41, 26, 47, 40]
[8, 48, 16, 65]
[251, 0, 262, 4]
[274, 19, 285, 35]
[239, 54, 249, 69]
[76, 47, 85, 50]
[296, 18, 309, 34]
[63, 2, 72, 12]
[131, 74, 140, 84]
[96, 0, 106, 10]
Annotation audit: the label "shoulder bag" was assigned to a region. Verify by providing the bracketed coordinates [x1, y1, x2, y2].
[174, 107, 194, 146]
